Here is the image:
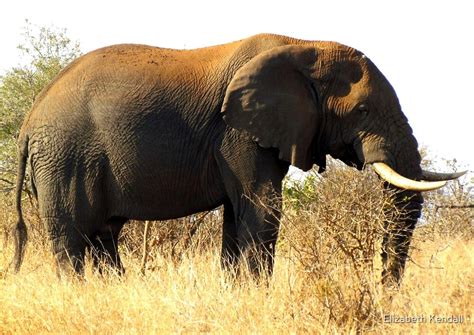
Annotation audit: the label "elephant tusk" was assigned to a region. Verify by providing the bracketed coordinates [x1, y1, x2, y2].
[421, 169, 467, 181]
[372, 162, 447, 192]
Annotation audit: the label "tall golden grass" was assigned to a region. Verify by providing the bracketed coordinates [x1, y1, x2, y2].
[1, 163, 472, 334]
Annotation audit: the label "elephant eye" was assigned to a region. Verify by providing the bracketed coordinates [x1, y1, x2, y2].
[358, 103, 369, 117]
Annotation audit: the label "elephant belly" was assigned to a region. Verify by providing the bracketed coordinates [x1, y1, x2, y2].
[105, 151, 226, 220]
[96, 101, 228, 220]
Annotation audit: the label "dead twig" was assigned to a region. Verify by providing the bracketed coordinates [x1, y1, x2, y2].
[435, 204, 473, 210]
[140, 220, 151, 276]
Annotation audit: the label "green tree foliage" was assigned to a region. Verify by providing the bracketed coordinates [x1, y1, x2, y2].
[0, 21, 81, 191]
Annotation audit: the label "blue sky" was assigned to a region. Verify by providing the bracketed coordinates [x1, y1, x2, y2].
[1, 0, 472, 177]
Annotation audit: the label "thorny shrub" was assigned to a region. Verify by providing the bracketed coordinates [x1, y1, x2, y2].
[281, 161, 398, 327]
[279, 158, 472, 328]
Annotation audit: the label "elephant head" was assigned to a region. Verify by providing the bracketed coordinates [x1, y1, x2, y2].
[222, 43, 461, 284]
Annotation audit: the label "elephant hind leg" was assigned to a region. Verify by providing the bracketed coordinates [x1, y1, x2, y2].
[44, 217, 88, 278]
[90, 216, 127, 276]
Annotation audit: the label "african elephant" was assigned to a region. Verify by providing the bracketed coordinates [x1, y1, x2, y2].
[12, 33, 463, 284]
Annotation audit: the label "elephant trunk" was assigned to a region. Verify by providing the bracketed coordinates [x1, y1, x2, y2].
[380, 187, 423, 285]
[357, 127, 426, 285]
[378, 136, 424, 286]
[371, 143, 464, 285]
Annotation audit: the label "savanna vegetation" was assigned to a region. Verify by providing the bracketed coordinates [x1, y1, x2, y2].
[1, 23, 472, 334]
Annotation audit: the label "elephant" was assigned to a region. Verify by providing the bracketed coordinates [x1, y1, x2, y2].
[11, 33, 464, 283]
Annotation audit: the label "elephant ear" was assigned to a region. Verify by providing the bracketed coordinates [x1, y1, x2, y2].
[221, 45, 320, 171]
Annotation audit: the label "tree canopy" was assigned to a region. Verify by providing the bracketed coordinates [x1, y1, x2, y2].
[0, 21, 81, 191]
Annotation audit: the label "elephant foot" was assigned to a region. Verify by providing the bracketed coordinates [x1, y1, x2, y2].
[52, 239, 87, 279]
[90, 235, 124, 277]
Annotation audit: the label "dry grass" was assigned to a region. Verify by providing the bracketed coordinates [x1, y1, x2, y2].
[0, 164, 472, 334]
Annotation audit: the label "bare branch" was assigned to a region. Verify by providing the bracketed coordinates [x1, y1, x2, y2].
[0, 177, 14, 185]
[435, 204, 474, 210]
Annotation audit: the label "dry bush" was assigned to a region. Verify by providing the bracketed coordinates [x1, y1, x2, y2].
[1, 156, 472, 333]
[280, 161, 397, 329]
[421, 182, 472, 240]
[418, 151, 473, 239]
[120, 210, 222, 271]
[278, 158, 472, 332]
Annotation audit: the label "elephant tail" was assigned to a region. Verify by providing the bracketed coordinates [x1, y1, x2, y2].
[11, 136, 29, 273]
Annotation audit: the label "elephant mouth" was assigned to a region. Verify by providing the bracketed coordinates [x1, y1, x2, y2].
[338, 145, 364, 170]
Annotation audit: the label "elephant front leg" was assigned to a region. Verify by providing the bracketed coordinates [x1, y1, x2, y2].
[223, 178, 283, 279]
[221, 198, 240, 274]
[220, 173, 284, 279]
[236, 194, 282, 278]
[216, 134, 289, 278]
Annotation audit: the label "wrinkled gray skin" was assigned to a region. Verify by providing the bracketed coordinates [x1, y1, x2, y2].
[13, 34, 424, 284]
